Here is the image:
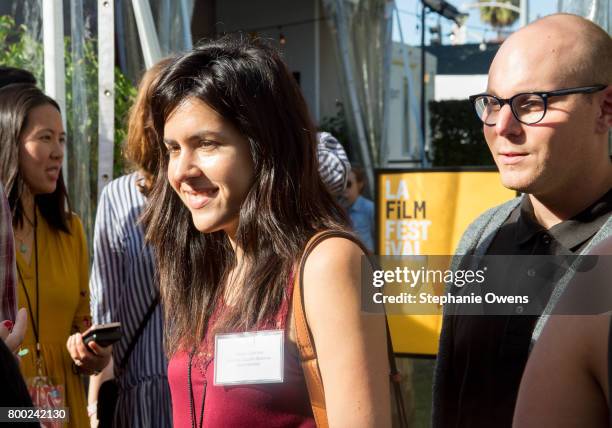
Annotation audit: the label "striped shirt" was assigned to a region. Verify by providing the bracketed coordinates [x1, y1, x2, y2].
[90, 173, 172, 427]
[0, 183, 16, 322]
[317, 132, 351, 198]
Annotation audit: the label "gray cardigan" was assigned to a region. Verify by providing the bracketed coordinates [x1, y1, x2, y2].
[432, 195, 612, 426]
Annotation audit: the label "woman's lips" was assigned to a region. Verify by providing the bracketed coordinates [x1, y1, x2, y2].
[184, 188, 219, 209]
[499, 153, 528, 165]
[45, 166, 61, 180]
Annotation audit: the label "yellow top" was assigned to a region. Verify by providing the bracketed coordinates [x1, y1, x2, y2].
[16, 209, 90, 428]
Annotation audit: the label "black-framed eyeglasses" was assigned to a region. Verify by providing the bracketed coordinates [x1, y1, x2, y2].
[469, 84, 607, 126]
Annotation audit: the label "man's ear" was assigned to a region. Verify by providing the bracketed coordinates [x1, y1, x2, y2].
[595, 85, 612, 133]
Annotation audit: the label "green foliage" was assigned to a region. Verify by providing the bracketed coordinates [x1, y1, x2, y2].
[479, 0, 520, 29]
[429, 99, 494, 167]
[114, 70, 137, 176]
[0, 15, 43, 81]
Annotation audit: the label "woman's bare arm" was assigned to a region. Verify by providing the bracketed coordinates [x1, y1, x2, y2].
[302, 237, 391, 427]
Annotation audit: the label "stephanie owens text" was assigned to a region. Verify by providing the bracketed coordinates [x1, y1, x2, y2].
[372, 292, 530, 305]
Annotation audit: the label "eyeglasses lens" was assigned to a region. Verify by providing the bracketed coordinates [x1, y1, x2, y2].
[475, 94, 546, 125]
[511, 93, 546, 125]
[475, 96, 500, 126]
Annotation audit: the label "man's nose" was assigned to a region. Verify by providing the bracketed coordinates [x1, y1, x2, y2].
[495, 104, 522, 137]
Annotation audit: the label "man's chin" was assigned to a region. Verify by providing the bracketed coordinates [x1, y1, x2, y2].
[499, 173, 535, 194]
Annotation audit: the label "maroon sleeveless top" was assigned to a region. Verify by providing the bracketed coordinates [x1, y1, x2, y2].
[168, 279, 315, 428]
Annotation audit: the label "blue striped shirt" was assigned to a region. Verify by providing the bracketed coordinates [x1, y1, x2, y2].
[90, 173, 172, 427]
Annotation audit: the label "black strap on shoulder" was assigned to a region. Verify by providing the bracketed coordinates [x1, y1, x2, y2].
[119, 294, 159, 370]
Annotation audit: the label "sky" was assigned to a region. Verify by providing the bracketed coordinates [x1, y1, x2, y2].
[393, 0, 559, 45]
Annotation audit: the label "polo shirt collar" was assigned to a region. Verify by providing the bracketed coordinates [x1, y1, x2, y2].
[516, 188, 612, 250]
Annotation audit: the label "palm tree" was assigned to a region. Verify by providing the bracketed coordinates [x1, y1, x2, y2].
[479, 0, 520, 40]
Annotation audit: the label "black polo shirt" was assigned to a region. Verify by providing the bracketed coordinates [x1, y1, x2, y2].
[438, 188, 612, 428]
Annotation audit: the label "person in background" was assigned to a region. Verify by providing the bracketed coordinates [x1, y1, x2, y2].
[76, 58, 174, 428]
[0, 66, 36, 88]
[317, 131, 350, 200]
[513, 238, 612, 428]
[0, 65, 36, 341]
[344, 166, 375, 252]
[0, 339, 38, 427]
[433, 13, 611, 428]
[0, 83, 107, 427]
[0, 181, 28, 352]
[143, 36, 391, 427]
[0, 181, 17, 324]
[0, 177, 31, 418]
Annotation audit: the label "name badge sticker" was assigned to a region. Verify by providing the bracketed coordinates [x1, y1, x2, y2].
[214, 330, 284, 386]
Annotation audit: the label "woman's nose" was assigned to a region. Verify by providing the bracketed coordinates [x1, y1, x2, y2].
[171, 150, 201, 182]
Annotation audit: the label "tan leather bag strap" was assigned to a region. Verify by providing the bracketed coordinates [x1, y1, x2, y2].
[292, 230, 409, 427]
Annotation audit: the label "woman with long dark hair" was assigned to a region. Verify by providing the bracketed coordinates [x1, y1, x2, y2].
[143, 36, 391, 427]
[0, 83, 104, 427]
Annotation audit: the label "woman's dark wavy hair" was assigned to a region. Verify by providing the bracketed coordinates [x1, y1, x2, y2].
[0, 84, 71, 232]
[143, 35, 350, 355]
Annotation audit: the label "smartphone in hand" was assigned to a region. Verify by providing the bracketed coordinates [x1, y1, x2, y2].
[82, 322, 122, 348]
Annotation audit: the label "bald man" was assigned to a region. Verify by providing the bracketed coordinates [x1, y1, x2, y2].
[432, 14, 612, 428]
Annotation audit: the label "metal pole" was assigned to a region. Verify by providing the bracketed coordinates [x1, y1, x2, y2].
[314, 0, 321, 122]
[393, 1, 425, 163]
[380, 2, 394, 167]
[520, 0, 529, 27]
[132, 0, 162, 68]
[116, 2, 127, 73]
[159, 0, 171, 54]
[420, 1, 428, 167]
[334, 0, 375, 190]
[98, 0, 115, 198]
[179, 0, 194, 49]
[42, 0, 67, 182]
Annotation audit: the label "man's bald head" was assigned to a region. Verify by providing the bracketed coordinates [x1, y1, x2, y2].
[490, 14, 611, 90]
[481, 13, 612, 205]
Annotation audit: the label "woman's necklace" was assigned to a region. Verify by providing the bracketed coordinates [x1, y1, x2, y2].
[17, 236, 30, 254]
[15, 212, 35, 254]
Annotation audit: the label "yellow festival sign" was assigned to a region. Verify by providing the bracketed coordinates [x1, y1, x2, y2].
[376, 169, 516, 356]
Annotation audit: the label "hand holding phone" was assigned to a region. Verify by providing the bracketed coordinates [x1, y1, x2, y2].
[82, 322, 122, 348]
[67, 323, 118, 375]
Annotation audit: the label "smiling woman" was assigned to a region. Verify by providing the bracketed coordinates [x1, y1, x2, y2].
[18, 103, 66, 194]
[143, 36, 392, 428]
[163, 98, 254, 235]
[0, 83, 96, 428]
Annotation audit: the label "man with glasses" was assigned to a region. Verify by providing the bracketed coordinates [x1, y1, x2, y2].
[433, 13, 612, 428]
